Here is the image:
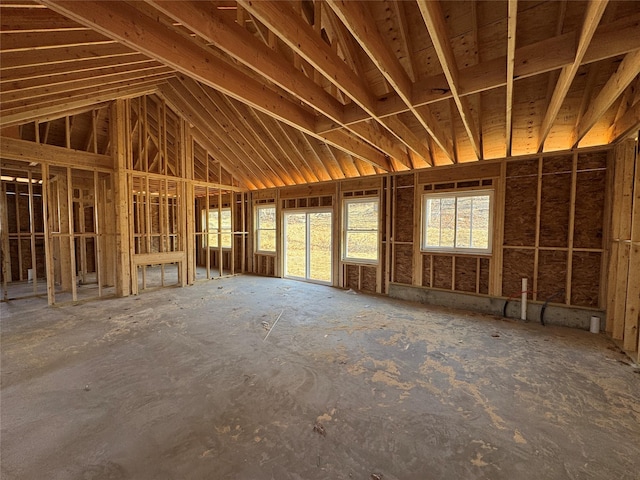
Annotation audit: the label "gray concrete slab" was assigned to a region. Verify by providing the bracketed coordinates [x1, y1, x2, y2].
[1, 275, 639, 479]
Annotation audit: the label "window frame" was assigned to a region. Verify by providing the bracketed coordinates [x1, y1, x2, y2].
[421, 189, 494, 255]
[255, 204, 276, 254]
[202, 207, 232, 250]
[342, 196, 380, 264]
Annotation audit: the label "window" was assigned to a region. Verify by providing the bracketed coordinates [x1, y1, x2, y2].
[422, 190, 492, 253]
[202, 208, 232, 248]
[256, 205, 276, 253]
[343, 198, 379, 262]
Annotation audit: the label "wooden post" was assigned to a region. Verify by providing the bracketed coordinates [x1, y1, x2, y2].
[93, 170, 103, 297]
[184, 125, 195, 284]
[66, 167, 77, 302]
[612, 141, 635, 340]
[565, 153, 578, 304]
[532, 156, 543, 302]
[41, 163, 55, 305]
[111, 99, 131, 297]
[623, 140, 639, 352]
[385, 175, 392, 293]
[0, 179, 11, 301]
[490, 160, 507, 296]
[27, 171, 38, 293]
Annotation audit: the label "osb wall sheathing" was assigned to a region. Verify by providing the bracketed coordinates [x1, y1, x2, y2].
[432, 255, 453, 290]
[394, 243, 413, 285]
[361, 266, 377, 293]
[454, 256, 478, 293]
[502, 150, 608, 308]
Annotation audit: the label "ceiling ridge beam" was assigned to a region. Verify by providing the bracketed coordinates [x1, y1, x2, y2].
[537, 0, 609, 153]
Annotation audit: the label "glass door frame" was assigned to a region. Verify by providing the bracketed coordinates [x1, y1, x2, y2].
[282, 208, 333, 285]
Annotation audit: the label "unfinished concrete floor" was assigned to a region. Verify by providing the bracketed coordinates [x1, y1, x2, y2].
[1, 275, 639, 480]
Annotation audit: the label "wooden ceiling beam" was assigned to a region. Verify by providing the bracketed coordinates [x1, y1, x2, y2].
[281, 125, 332, 182]
[0, 81, 162, 128]
[237, 0, 403, 168]
[1, 42, 131, 69]
[574, 49, 640, 147]
[303, 136, 346, 181]
[505, 0, 518, 157]
[205, 88, 297, 187]
[417, 0, 482, 160]
[146, 0, 344, 124]
[146, 0, 403, 168]
[0, 53, 152, 83]
[165, 82, 269, 189]
[218, 97, 299, 186]
[249, 110, 312, 185]
[38, 0, 389, 170]
[537, 0, 609, 153]
[177, 78, 284, 189]
[0, 29, 109, 51]
[1, 65, 172, 104]
[331, 12, 640, 128]
[326, 0, 454, 161]
[0, 6, 82, 31]
[0, 136, 112, 170]
[2, 71, 173, 113]
[158, 86, 257, 189]
[609, 99, 640, 143]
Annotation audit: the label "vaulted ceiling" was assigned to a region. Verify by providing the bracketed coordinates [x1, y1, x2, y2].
[2, 1, 639, 189]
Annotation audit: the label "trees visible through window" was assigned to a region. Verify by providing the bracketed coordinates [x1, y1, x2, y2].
[422, 191, 492, 253]
[256, 205, 276, 253]
[202, 208, 232, 248]
[343, 198, 379, 262]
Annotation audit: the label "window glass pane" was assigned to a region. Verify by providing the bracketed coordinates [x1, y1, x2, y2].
[258, 206, 275, 230]
[346, 232, 378, 260]
[471, 195, 490, 249]
[309, 212, 332, 282]
[206, 209, 232, 248]
[455, 197, 472, 248]
[258, 230, 276, 252]
[347, 201, 378, 230]
[285, 213, 306, 278]
[425, 197, 455, 248]
[344, 199, 379, 261]
[423, 192, 491, 252]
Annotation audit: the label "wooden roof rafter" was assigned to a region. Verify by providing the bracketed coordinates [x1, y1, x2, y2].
[417, 0, 482, 160]
[325, 0, 455, 161]
[537, 0, 609, 152]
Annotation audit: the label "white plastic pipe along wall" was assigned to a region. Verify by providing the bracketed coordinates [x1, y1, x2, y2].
[521, 278, 527, 321]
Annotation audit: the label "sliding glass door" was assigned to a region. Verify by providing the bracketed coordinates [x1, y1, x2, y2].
[284, 210, 332, 284]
